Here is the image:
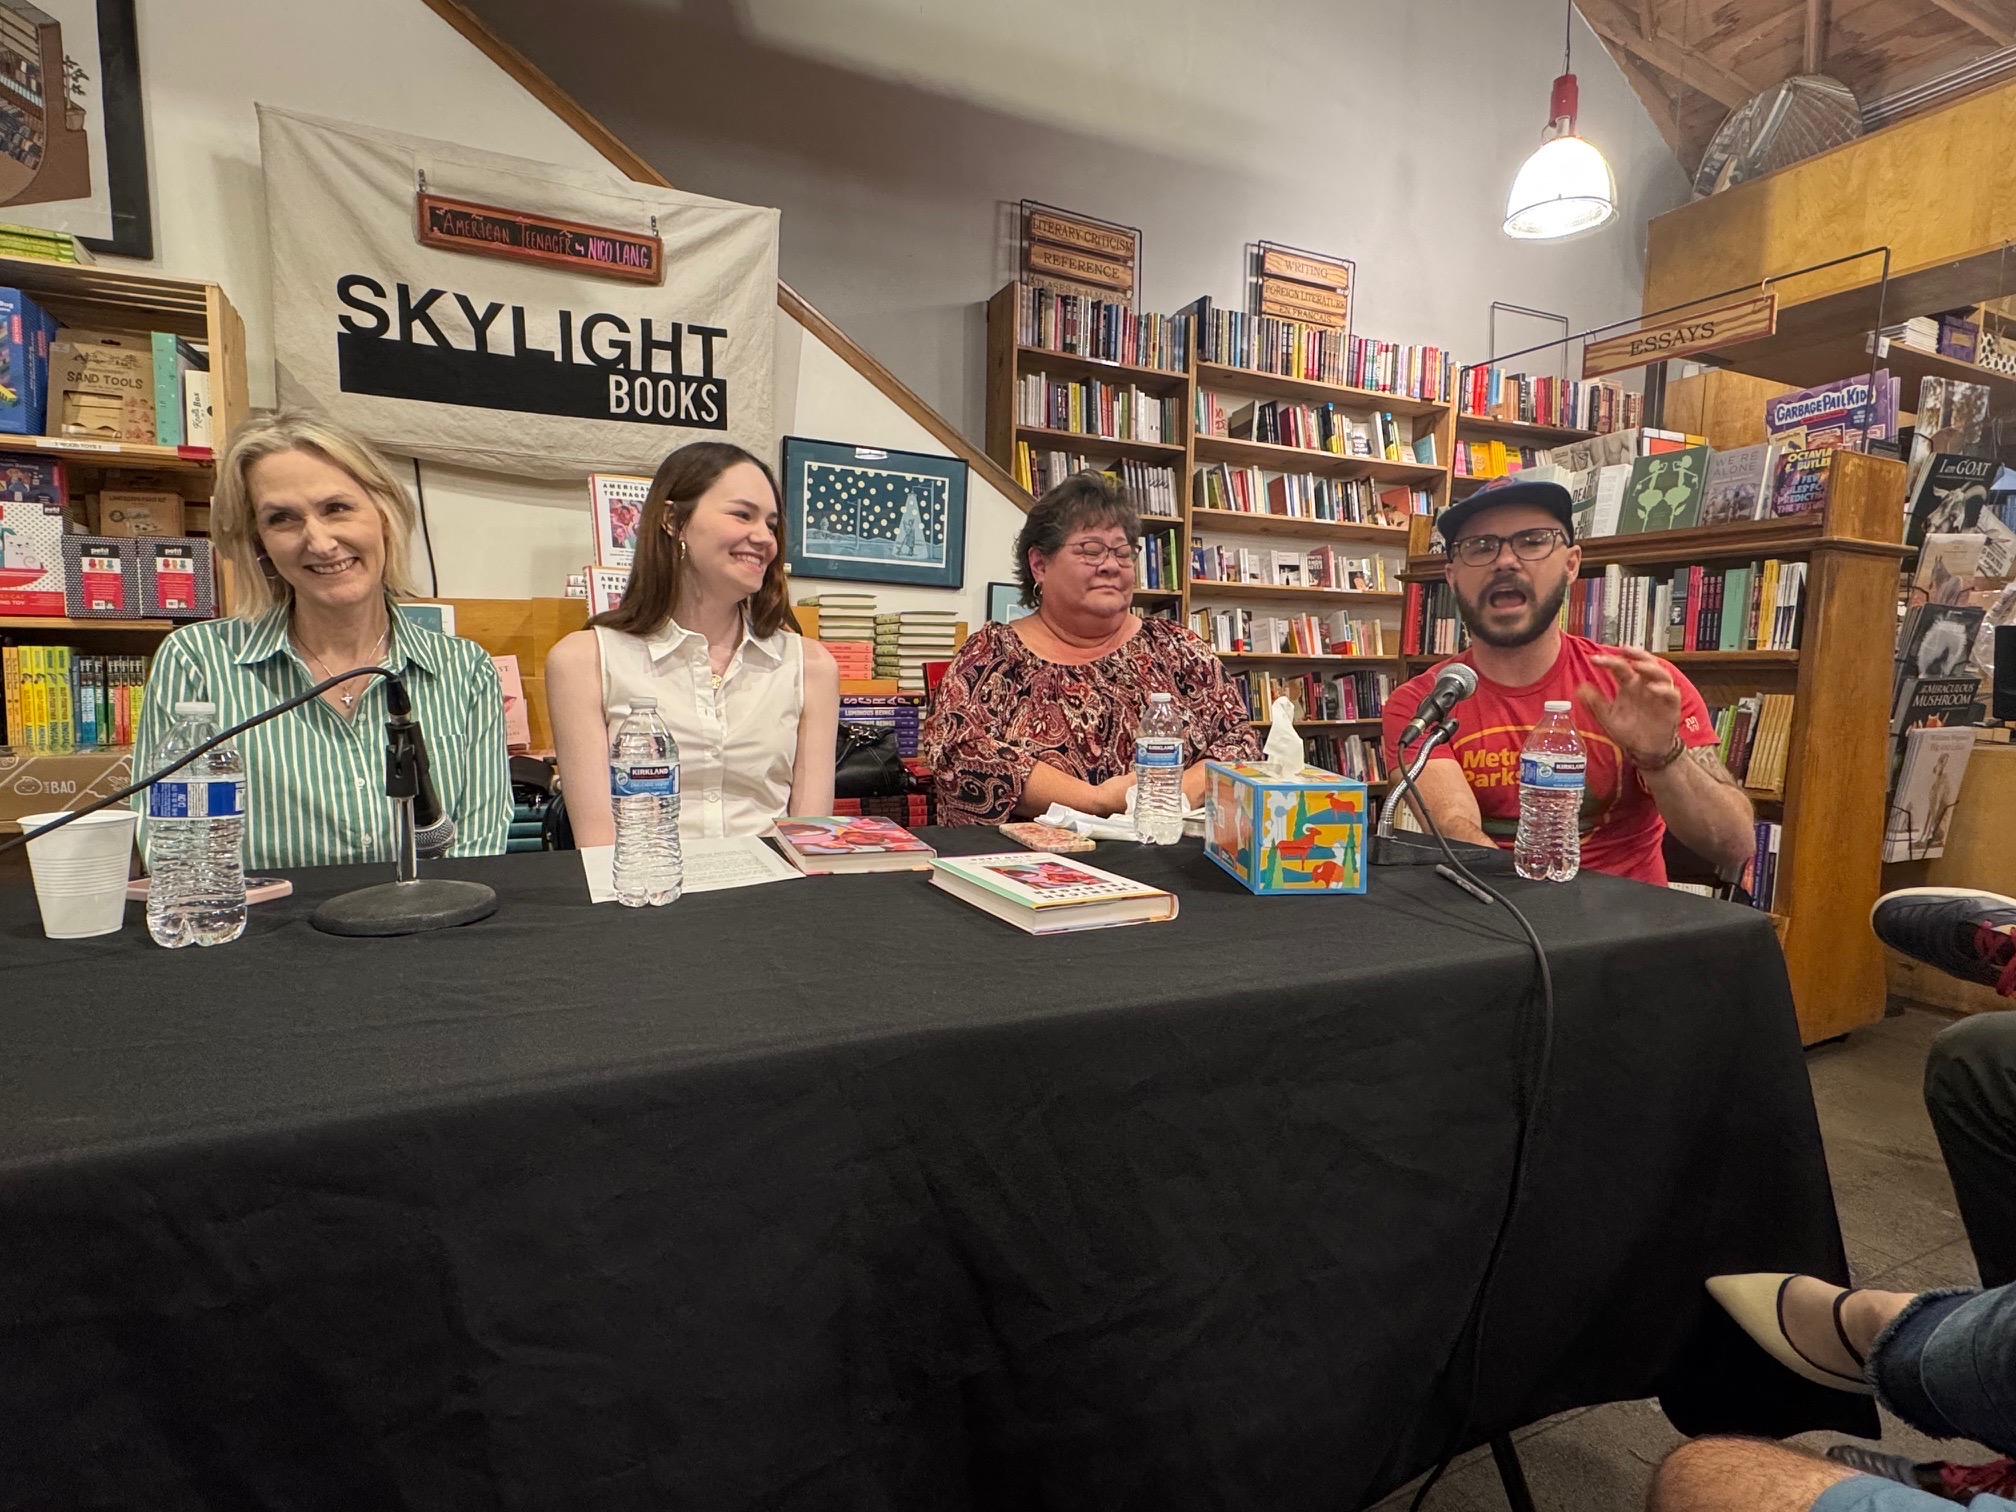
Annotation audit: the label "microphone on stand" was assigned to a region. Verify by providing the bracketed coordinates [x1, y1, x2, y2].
[386, 676, 455, 859]
[311, 677, 497, 937]
[1399, 662, 1479, 750]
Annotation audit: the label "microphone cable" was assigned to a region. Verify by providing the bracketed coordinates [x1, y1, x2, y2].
[1381, 732, 1558, 1512]
[0, 666, 403, 857]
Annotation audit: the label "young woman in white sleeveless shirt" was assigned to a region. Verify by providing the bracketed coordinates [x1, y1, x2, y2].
[545, 443, 838, 844]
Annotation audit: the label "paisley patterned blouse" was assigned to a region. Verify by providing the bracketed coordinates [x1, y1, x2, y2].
[923, 617, 1261, 825]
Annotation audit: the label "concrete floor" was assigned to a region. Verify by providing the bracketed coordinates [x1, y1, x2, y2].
[1372, 1006, 1993, 1511]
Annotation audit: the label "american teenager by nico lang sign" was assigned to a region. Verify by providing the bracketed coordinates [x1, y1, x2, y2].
[259, 107, 778, 480]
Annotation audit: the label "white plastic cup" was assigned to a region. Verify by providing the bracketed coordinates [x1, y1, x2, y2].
[19, 809, 138, 940]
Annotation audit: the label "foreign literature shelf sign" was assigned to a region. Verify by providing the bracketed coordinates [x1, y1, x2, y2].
[1251, 242, 1354, 337]
[259, 107, 778, 480]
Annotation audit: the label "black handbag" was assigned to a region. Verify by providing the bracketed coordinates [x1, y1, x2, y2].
[834, 722, 907, 800]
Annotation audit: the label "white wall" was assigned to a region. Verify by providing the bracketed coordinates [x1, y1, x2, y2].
[463, 0, 1694, 437]
[114, 0, 1025, 623]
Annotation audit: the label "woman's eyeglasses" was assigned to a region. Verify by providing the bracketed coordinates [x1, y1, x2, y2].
[1449, 528, 1568, 568]
[1063, 541, 1141, 567]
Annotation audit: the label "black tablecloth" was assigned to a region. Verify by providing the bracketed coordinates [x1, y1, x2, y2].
[0, 834, 1871, 1511]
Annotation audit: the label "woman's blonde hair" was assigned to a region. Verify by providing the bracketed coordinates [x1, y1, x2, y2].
[212, 411, 423, 618]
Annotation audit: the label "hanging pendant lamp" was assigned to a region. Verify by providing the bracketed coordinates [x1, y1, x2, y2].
[1504, 2, 1618, 240]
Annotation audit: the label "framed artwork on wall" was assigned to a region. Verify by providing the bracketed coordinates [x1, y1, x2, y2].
[781, 437, 966, 590]
[0, 0, 153, 259]
[987, 581, 1034, 623]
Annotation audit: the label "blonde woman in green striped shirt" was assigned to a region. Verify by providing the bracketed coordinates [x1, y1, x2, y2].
[135, 413, 511, 870]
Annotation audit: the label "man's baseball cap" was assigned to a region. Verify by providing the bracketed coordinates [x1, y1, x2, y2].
[1434, 478, 1576, 552]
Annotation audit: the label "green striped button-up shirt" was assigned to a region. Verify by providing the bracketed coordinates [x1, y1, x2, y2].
[134, 606, 512, 870]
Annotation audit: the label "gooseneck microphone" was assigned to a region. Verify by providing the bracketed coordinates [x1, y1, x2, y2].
[1399, 662, 1479, 750]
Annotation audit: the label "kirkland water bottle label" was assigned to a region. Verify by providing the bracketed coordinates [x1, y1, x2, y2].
[1135, 738, 1183, 769]
[1519, 753, 1587, 790]
[611, 762, 680, 798]
[146, 777, 245, 819]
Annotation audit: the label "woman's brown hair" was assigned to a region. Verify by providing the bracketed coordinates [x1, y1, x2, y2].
[591, 442, 797, 639]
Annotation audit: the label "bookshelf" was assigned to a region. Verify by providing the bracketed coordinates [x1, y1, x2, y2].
[0, 258, 249, 644]
[1400, 448, 1908, 1044]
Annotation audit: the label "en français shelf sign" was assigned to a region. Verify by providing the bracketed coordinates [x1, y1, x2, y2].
[1582, 293, 1777, 379]
[415, 193, 664, 285]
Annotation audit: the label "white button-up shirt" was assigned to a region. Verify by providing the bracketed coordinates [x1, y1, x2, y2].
[594, 619, 806, 840]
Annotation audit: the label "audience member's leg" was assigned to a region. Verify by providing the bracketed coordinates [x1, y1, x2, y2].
[1923, 1012, 2016, 1290]
[1648, 1438, 1857, 1512]
[1865, 1282, 2016, 1460]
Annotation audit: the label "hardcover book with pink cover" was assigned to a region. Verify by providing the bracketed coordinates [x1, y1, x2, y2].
[774, 816, 935, 874]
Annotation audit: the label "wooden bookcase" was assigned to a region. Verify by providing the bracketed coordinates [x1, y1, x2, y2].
[0, 257, 249, 653]
[985, 282, 1449, 736]
[1400, 448, 1908, 1044]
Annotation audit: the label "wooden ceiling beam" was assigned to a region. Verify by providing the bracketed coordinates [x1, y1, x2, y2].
[1804, 0, 1828, 73]
[1576, 0, 1758, 109]
[1704, 4, 1806, 66]
[1924, 0, 2016, 48]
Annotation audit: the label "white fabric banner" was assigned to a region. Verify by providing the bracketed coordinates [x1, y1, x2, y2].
[258, 106, 777, 478]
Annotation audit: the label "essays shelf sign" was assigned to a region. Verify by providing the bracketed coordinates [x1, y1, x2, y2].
[1022, 202, 1139, 304]
[260, 107, 776, 479]
[1582, 294, 1777, 379]
[1253, 243, 1354, 334]
[416, 193, 663, 285]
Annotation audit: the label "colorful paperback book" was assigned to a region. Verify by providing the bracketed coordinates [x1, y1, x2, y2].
[1763, 370, 1894, 451]
[1699, 443, 1776, 525]
[929, 852, 1178, 934]
[773, 815, 936, 874]
[1619, 445, 1708, 533]
[589, 473, 650, 569]
[1770, 447, 1831, 516]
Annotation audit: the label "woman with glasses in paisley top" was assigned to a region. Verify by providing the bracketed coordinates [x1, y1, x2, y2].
[923, 471, 1259, 826]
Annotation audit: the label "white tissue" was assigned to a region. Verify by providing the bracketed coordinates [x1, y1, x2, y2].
[1263, 695, 1304, 775]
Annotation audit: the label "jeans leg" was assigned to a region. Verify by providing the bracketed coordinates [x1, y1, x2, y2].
[1924, 1013, 2016, 1290]
[1867, 1283, 2016, 1459]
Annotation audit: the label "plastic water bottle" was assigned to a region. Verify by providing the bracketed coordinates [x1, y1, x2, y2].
[145, 700, 247, 947]
[1513, 699, 1586, 883]
[1133, 691, 1185, 845]
[611, 697, 681, 906]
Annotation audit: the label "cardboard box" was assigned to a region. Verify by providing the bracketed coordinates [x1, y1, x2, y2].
[0, 746, 135, 830]
[97, 489, 185, 536]
[49, 328, 155, 442]
[1203, 760, 1369, 895]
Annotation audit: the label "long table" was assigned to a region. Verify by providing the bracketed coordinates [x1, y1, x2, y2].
[0, 834, 1873, 1510]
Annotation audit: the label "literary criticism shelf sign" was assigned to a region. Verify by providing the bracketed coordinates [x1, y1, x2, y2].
[260, 106, 777, 479]
[416, 194, 664, 284]
[1582, 294, 1777, 380]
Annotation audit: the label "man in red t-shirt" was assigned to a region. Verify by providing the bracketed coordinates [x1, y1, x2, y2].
[1382, 480, 1756, 885]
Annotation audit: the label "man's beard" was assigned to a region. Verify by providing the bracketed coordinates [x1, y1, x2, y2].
[1454, 571, 1569, 649]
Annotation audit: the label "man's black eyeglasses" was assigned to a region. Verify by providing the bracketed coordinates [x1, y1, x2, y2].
[1449, 527, 1569, 568]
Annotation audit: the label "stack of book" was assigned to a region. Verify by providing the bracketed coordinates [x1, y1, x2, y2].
[1401, 582, 1468, 658]
[1230, 667, 1391, 723]
[1012, 283, 1186, 371]
[803, 592, 876, 643]
[838, 691, 926, 758]
[1187, 607, 1352, 656]
[1, 643, 149, 752]
[1137, 530, 1182, 592]
[1459, 369, 1642, 433]
[1310, 731, 1387, 784]
[1192, 464, 1388, 525]
[1706, 693, 1797, 794]
[1563, 559, 1806, 653]
[1015, 373, 1178, 444]
[0, 222, 89, 264]
[873, 611, 961, 691]
[833, 788, 934, 829]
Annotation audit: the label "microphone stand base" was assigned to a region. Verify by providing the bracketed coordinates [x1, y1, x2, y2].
[310, 878, 499, 937]
[1371, 832, 1451, 867]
